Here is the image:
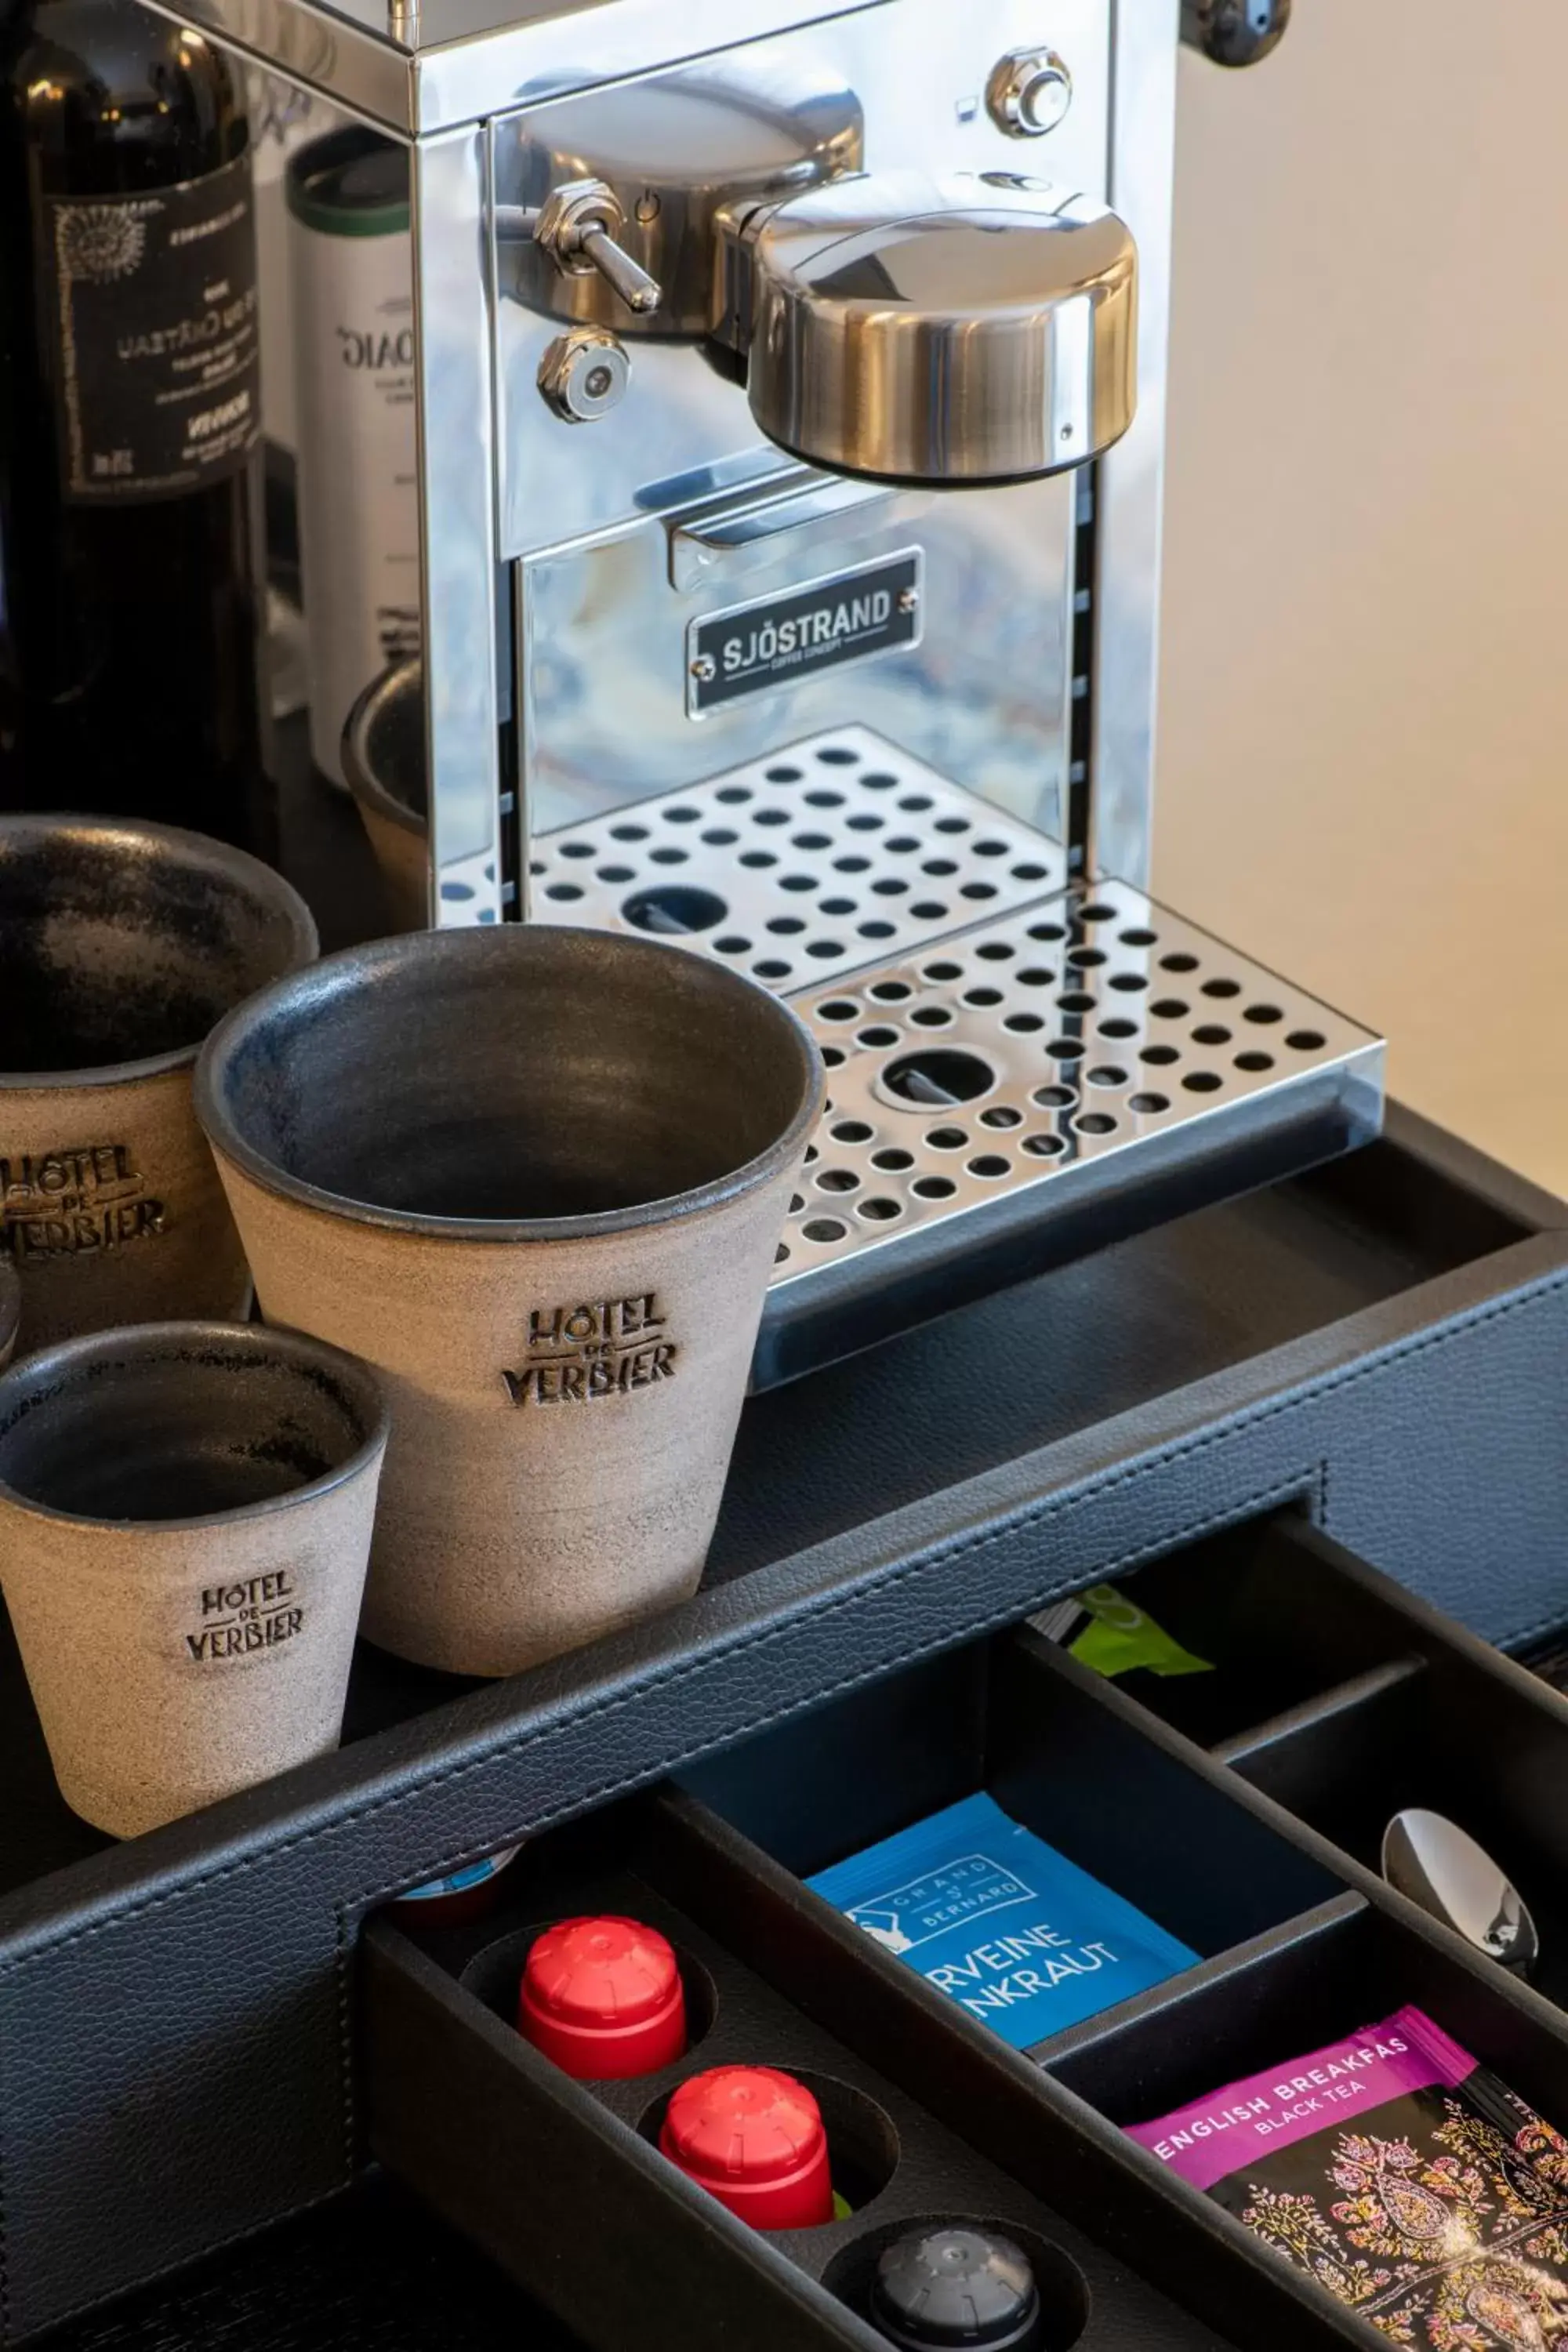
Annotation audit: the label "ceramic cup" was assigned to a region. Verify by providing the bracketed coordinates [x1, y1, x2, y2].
[1, 816, 319, 1352]
[0, 1256, 18, 1372]
[194, 926, 822, 1676]
[0, 1319, 390, 1838]
[342, 660, 426, 932]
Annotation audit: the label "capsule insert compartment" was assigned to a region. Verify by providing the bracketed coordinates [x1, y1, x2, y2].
[362, 1799, 1240, 2352]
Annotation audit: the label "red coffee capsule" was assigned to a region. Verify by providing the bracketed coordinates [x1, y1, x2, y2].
[518, 1915, 688, 2081]
[659, 2064, 833, 2231]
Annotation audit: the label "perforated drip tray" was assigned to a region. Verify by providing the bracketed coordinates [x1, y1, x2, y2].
[528, 725, 1066, 992]
[755, 877, 1384, 1384]
[530, 731, 1384, 1388]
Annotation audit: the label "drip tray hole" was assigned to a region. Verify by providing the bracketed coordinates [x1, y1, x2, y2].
[877, 1047, 997, 1111]
[621, 884, 729, 936]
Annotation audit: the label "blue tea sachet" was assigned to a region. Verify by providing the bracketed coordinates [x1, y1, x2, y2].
[807, 1791, 1198, 2051]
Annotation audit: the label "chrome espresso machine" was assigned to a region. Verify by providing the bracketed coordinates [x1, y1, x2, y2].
[167, 0, 1376, 1379]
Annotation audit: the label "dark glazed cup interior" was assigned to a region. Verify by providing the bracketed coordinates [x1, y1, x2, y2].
[0, 818, 319, 1083]
[343, 659, 426, 831]
[0, 1320, 389, 1527]
[196, 926, 823, 1238]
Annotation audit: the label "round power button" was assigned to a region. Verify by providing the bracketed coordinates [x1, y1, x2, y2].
[985, 49, 1073, 139]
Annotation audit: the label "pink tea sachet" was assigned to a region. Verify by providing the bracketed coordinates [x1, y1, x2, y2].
[1128, 2006, 1568, 2346]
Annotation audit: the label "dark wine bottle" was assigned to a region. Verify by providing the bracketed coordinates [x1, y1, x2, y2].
[0, 0, 270, 850]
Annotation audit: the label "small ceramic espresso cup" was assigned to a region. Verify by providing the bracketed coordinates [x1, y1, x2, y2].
[0, 1257, 18, 1372]
[0, 815, 318, 1352]
[195, 926, 823, 1677]
[342, 660, 426, 932]
[0, 1320, 389, 1838]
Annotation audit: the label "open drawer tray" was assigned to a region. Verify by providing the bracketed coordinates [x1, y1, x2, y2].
[361, 1517, 1568, 2352]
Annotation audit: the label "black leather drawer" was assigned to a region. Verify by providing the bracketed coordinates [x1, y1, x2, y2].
[32, 1514, 1568, 2352]
[2, 1112, 1566, 2340]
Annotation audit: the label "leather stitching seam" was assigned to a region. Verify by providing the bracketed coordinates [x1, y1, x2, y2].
[339, 1461, 1328, 1923]
[335, 1905, 357, 2179]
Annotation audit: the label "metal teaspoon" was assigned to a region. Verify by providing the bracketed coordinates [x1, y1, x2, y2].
[1381, 1808, 1539, 1979]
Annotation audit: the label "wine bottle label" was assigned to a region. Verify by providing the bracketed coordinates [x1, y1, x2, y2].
[46, 151, 261, 505]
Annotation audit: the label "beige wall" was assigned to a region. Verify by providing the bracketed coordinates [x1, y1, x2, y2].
[1155, 2, 1568, 1196]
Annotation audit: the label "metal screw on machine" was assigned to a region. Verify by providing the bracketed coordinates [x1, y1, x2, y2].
[537, 328, 632, 422]
[985, 48, 1073, 138]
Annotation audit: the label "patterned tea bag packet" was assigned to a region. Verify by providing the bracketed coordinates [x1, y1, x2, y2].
[1128, 2005, 1568, 2347]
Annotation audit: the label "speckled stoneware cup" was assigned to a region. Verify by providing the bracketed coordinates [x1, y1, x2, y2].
[1, 817, 319, 1352]
[342, 661, 426, 932]
[194, 926, 822, 1677]
[0, 1320, 389, 1838]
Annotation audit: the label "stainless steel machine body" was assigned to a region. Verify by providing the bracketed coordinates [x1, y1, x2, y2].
[141, 0, 1176, 920]
[136, 0, 1377, 1377]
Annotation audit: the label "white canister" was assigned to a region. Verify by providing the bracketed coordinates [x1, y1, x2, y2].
[286, 128, 420, 790]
